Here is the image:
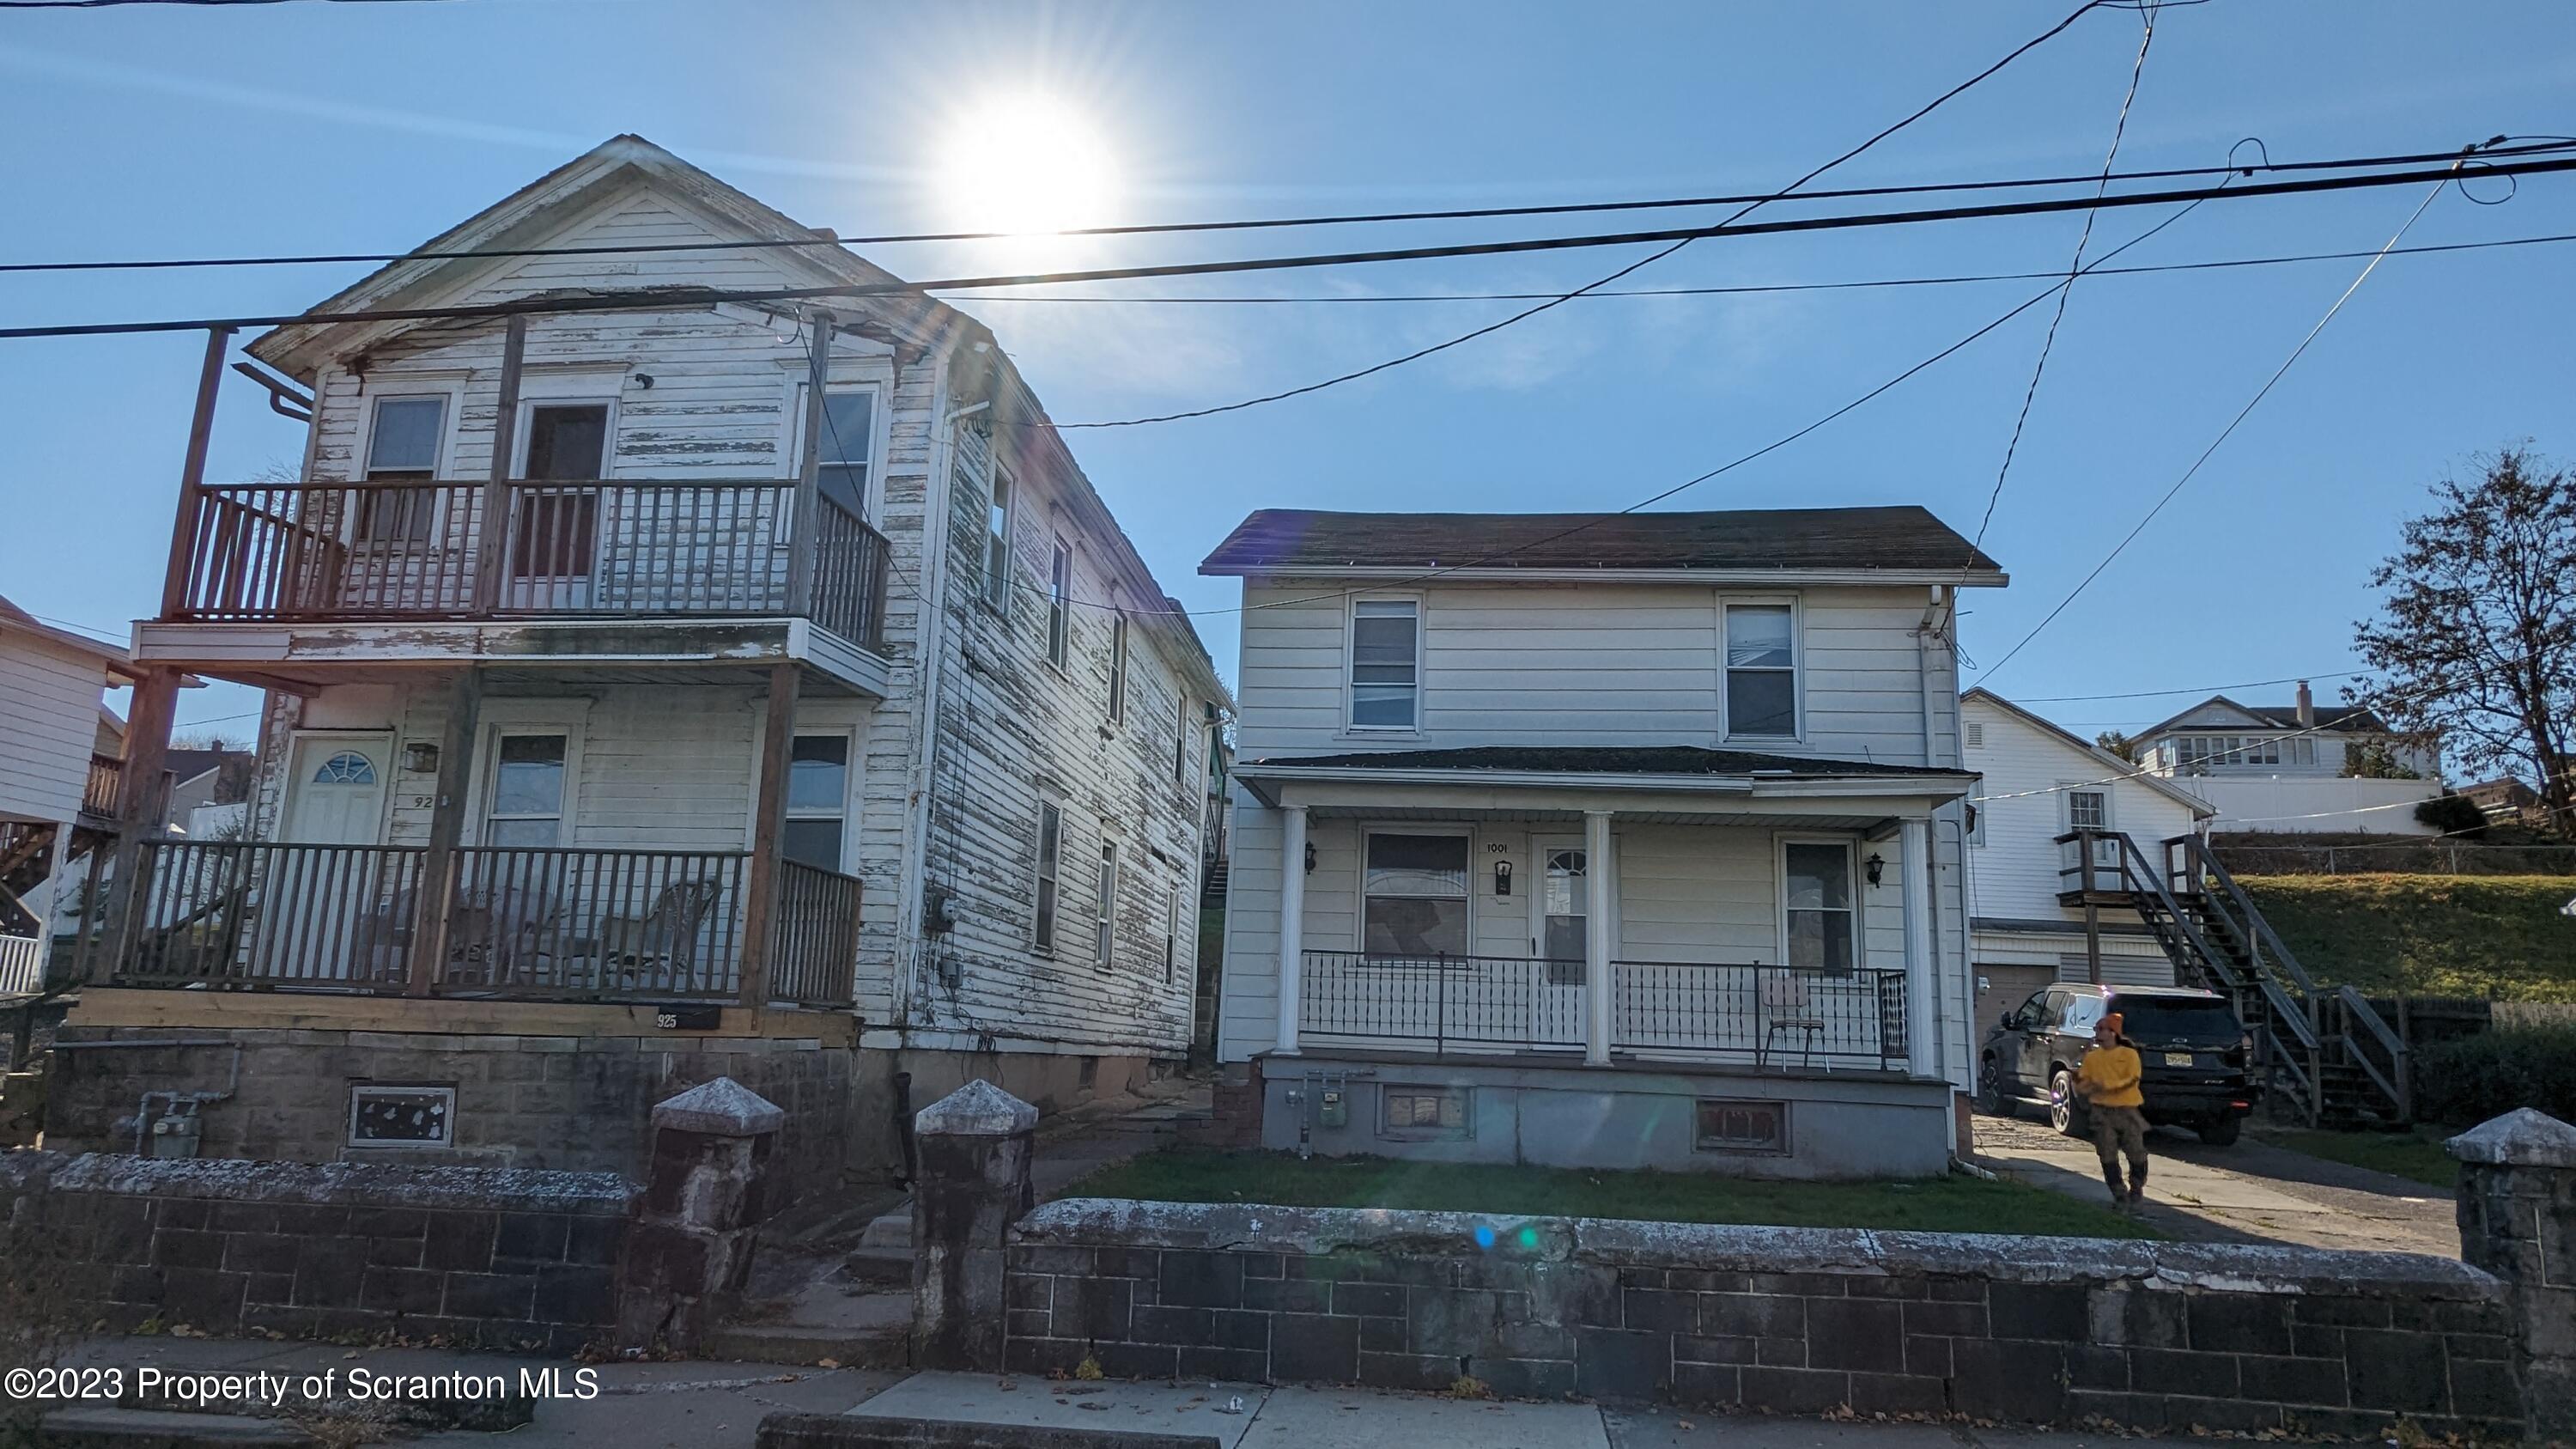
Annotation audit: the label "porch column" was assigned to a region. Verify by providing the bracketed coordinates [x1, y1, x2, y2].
[409, 667, 483, 996]
[1273, 803, 1307, 1056]
[1899, 817, 1936, 1077]
[1583, 808, 1613, 1066]
[101, 666, 182, 977]
[738, 662, 801, 1008]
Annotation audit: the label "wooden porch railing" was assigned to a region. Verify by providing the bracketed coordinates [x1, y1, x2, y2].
[63, 837, 856, 1006]
[169, 478, 890, 648]
[82, 754, 124, 819]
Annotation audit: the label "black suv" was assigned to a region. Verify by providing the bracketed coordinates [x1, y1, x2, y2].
[1976, 983, 2256, 1144]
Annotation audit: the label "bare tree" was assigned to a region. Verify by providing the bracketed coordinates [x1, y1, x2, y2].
[2354, 446, 2576, 828]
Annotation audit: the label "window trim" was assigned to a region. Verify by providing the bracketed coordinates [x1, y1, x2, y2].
[1164, 880, 1183, 987]
[1174, 697, 1195, 785]
[1773, 833, 1858, 976]
[2058, 782, 2114, 833]
[1719, 594, 1804, 745]
[1047, 538, 1073, 673]
[510, 393, 621, 480]
[349, 381, 462, 484]
[1107, 612, 1129, 726]
[1093, 839, 1120, 970]
[781, 728, 857, 873]
[346, 1084, 459, 1149]
[464, 702, 589, 848]
[1032, 798, 1064, 955]
[477, 729, 577, 849]
[787, 375, 890, 524]
[1357, 822, 1473, 959]
[1342, 593, 1425, 736]
[982, 462, 1015, 613]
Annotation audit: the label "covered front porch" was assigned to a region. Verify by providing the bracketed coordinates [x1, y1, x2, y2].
[1231, 748, 1974, 1081]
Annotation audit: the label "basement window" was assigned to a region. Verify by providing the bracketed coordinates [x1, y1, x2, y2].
[348, 1085, 456, 1148]
[1694, 1099, 1787, 1155]
[1381, 1086, 1469, 1140]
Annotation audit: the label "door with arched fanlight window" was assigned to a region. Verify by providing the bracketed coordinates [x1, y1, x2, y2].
[283, 736, 390, 845]
[270, 735, 397, 983]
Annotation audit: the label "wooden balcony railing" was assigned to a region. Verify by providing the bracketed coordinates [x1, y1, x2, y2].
[170, 478, 890, 648]
[82, 753, 124, 819]
[61, 838, 855, 1007]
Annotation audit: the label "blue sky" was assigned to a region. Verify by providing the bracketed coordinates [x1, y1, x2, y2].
[4, 1, 2573, 741]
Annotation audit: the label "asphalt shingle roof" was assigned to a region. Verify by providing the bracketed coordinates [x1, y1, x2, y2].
[1199, 506, 2001, 576]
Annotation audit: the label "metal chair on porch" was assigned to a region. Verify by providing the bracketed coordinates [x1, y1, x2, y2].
[1757, 968, 1826, 1070]
[595, 878, 726, 995]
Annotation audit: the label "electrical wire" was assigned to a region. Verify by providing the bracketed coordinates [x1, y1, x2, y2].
[2014, 672, 2365, 703]
[1974, 167, 2463, 687]
[12, 148, 2567, 344]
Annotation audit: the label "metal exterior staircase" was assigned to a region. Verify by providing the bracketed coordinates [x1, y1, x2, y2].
[2057, 829, 2410, 1127]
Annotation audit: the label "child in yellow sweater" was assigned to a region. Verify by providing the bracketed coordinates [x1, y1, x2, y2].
[2075, 1012, 2148, 1211]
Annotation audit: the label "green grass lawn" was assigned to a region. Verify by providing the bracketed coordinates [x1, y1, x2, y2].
[2236, 874, 2576, 1002]
[2258, 1127, 2458, 1190]
[1064, 1148, 2157, 1239]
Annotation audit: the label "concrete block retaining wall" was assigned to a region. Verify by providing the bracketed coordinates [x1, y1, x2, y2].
[1005, 1200, 2523, 1439]
[0, 1150, 635, 1354]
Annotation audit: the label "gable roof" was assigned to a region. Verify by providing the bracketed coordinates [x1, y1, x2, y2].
[0, 594, 133, 675]
[1199, 506, 2005, 582]
[2135, 693, 2391, 740]
[1961, 688, 2216, 819]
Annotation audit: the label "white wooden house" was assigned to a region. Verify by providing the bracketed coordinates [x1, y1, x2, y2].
[1959, 688, 2215, 1026]
[0, 597, 135, 998]
[2130, 685, 2444, 834]
[1203, 508, 2000, 1179]
[48, 137, 1229, 1193]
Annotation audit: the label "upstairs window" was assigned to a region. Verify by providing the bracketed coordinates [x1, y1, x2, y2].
[983, 466, 1014, 612]
[358, 395, 446, 541]
[1724, 603, 1797, 739]
[1048, 539, 1072, 670]
[1093, 842, 1120, 967]
[1108, 613, 1129, 725]
[1033, 801, 1062, 953]
[1349, 599, 1420, 731]
[1174, 699, 1194, 784]
[1780, 840, 1854, 975]
[817, 389, 873, 519]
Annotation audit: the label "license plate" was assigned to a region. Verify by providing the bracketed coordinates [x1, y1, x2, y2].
[2162, 1051, 2195, 1067]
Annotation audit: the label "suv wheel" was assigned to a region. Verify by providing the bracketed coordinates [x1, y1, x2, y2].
[2198, 1115, 2242, 1147]
[1974, 1059, 2010, 1117]
[2049, 1068, 2090, 1138]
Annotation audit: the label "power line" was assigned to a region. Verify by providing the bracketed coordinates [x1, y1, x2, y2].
[9, 149, 2567, 344]
[2014, 671, 2364, 703]
[1048, 0, 2134, 429]
[1974, 168, 2460, 686]
[17, 140, 2554, 277]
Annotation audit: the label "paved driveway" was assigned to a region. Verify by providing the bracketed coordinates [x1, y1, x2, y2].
[1970, 1111, 2459, 1257]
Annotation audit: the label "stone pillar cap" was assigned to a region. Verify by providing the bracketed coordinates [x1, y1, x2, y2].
[915, 1079, 1037, 1135]
[2445, 1107, 2576, 1168]
[652, 1077, 786, 1137]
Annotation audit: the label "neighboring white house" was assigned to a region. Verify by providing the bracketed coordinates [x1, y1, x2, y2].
[0, 596, 134, 996]
[54, 137, 1230, 1192]
[1203, 506, 2002, 1180]
[1959, 688, 2216, 1029]
[2130, 683, 2443, 835]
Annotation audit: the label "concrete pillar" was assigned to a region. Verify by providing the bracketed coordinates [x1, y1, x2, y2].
[1899, 818, 1936, 1077]
[2449, 1108, 2576, 1441]
[616, 1077, 783, 1355]
[1274, 804, 1308, 1056]
[1583, 809, 1613, 1066]
[912, 1079, 1036, 1373]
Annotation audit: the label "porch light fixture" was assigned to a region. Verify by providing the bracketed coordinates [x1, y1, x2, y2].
[1304, 841, 1317, 874]
[1493, 860, 1513, 897]
[1864, 853, 1886, 888]
[402, 742, 440, 775]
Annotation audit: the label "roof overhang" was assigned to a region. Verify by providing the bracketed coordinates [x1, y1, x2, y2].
[1207, 565, 2007, 588]
[1233, 761, 1973, 816]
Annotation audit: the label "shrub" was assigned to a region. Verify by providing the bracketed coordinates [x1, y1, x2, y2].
[2412, 1024, 2576, 1127]
[2413, 794, 2488, 835]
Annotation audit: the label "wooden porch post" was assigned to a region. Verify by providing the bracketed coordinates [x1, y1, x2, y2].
[1273, 804, 1307, 1056]
[159, 327, 235, 619]
[100, 667, 182, 975]
[785, 310, 832, 615]
[1583, 809, 1614, 1065]
[2084, 900, 2104, 984]
[738, 661, 801, 1007]
[471, 314, 527, 616]
[1899, 818, 1937, 1075]
[409, 667, 483, 996]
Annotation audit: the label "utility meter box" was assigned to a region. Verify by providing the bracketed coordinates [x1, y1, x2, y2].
[1317, 1087, 1347, 1129]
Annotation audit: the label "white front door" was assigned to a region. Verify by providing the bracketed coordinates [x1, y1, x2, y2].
[271, 735, 394, 983]
[1529, 837, 1589, 1048]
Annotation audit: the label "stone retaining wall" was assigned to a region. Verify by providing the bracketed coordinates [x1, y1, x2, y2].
[1005, 1200, 2522, 1439]
[0, 1150, 635, 1354]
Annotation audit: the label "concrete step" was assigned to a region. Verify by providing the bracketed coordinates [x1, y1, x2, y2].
[855, 1205, 913, 1251]
[708, 1285, 913, 1369]
[842, 1245, 912, 1286]
[39, 1406, 318, 1447]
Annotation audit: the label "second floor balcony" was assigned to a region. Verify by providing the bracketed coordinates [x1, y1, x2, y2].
[165, 477, 892, 649]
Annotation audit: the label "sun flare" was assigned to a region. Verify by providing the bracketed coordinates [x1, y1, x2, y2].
[937, 93, 1123, 237]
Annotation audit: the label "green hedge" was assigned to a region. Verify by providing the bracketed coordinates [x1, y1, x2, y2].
[2413, 1025, 2576, 1126]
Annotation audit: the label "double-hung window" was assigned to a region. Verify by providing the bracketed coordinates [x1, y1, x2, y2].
[487, 734, 568, 848]
[1362, 831, 1468, 959]
[1164, 883, 1182, 985]
[1723, 602, 1797, 739]
[815, 389, 873, 520]
[1047, 540, 1072, 670]
[1349, 599, 1419, 731]
[1173, 700, 1194, 784]
[1033, 801, 1062, 953]
[2067, 789, 2109, 832]
[983, 466, 1013, 612]
[359, 395, 446, 542]
[782, 734, 850, 871]
[1780, 840, 1855, 976]
[1107, 613, 1128, 725]
[1093, 843, 1119, 967]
